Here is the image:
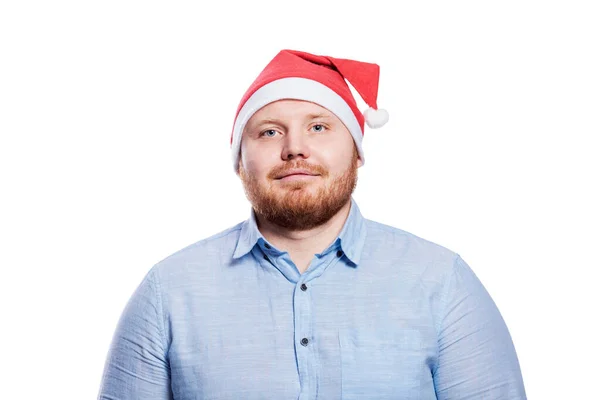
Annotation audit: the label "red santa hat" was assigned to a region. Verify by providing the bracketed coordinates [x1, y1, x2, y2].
[230, 49, 388, 172]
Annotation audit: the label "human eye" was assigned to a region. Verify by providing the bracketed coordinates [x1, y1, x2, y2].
[260, 129, 279, 138]
[311, 124, 327, 133]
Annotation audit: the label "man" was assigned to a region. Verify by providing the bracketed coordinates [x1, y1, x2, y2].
[98, 49, 527, 399]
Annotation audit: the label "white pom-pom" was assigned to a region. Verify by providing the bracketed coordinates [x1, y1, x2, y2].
[363, 107, 389, 129]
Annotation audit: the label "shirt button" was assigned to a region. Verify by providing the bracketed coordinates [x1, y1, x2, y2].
[264, 243, 271, 249]
[336, 250, 343, 257]
[300, 338, 309, 346]
[263, 255, 269, 261]
[300, 283, 307, 291]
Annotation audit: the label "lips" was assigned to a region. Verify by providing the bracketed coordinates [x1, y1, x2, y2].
[275, 169, 319, 179]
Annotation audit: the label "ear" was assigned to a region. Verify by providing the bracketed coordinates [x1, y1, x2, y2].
[353, 144, 363, 168]
[356, 156, 364, 168]
[236, 158, 242, 176]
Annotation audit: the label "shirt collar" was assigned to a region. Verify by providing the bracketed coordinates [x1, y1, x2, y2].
[232, 197, 367, 266]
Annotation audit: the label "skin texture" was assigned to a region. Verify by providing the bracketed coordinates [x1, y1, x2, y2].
[237, 99, 362, 272]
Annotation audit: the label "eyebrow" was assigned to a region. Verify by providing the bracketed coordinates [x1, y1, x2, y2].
[250, 113, 334, 128]
[305, 112, 334, 121]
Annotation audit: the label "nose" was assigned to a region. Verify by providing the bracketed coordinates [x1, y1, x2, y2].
[281, 127, 311, 161]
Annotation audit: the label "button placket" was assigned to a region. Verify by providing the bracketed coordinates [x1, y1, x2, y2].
[294, 273, 314, 397]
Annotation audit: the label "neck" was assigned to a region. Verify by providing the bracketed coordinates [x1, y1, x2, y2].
[255, 199, 352, 261]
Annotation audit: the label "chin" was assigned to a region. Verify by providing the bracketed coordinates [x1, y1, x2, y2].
[275, 181, 321, 193]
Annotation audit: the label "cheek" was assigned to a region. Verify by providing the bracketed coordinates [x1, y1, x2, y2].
[242, 153, 276, 179]
[321, 149, 353, 174]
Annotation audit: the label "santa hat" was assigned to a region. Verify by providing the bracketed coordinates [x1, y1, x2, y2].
[230, 49, 388, 172]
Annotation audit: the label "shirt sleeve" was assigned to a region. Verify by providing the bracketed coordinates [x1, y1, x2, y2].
[97, 268, 172, 400]
[433, 255, 527, 399]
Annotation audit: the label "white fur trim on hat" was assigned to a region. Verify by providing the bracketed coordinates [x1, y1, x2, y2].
[231, 77, 364, 172]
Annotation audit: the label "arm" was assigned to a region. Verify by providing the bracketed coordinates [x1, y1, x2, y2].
[433, 255, 527, 399]
[97, 268, 172, 400]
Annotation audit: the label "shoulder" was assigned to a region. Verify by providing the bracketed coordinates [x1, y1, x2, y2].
[149, 221, 245, 280]
[363, 218, 460, 279]
[365, 218, 458, 261]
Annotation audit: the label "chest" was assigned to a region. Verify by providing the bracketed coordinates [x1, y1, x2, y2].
[166, 270, 438, 399]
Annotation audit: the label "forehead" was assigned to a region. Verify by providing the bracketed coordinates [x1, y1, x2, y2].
[246, 99, 337, 126]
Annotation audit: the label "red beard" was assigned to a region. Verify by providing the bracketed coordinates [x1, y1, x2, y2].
[239, 150, 359, 231]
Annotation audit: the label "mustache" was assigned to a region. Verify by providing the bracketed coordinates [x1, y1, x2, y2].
[267, 162, 328, 179]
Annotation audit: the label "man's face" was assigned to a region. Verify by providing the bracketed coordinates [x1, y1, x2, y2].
[238, 99, 363, 231]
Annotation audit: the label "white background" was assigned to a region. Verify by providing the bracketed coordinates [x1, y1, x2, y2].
[1, 1, 598, 398]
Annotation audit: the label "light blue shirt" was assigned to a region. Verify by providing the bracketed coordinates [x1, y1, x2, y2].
[98, 198, 526, 399]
